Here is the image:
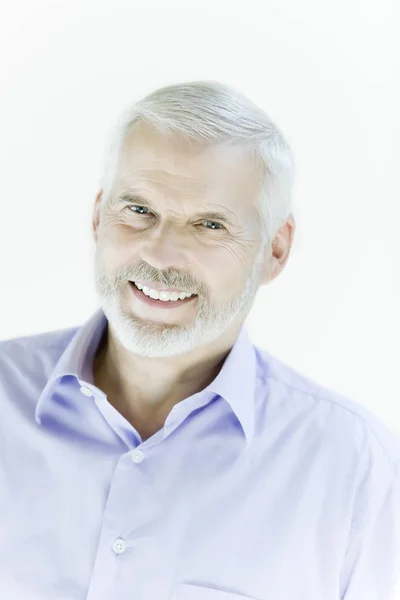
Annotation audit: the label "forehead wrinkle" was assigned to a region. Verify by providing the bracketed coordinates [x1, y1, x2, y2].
[120, 168, 214, 197]
[122, 163, 208, 179]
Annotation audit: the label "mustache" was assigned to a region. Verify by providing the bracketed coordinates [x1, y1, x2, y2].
[115, 262, 204, 294]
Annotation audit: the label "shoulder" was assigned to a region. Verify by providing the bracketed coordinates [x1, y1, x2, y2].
[0, 324, 79, 374]
[253, 345, 400, 470]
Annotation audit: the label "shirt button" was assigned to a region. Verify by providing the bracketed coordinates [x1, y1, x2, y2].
[80, 386, 93, 397]
[131, 449, 144, 464]
[112, 538, 127, 554]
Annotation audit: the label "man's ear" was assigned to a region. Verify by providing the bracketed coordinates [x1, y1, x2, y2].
[92, 190, 103, 243]
[259, 214, 296, 286]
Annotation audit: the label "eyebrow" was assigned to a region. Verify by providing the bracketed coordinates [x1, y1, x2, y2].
[116, 193, 238, 226]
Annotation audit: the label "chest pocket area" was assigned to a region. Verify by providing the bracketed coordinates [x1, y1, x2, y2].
[170, 582, 261, 600]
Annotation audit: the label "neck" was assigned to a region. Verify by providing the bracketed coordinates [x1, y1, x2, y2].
[92, 323, 239, 435]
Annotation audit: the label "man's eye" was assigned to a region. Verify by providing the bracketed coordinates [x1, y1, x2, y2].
[202, 221, 224, 230]
[126, 205, 151, 215]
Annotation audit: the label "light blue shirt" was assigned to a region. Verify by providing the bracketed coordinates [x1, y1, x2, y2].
[1, 307, 399, 600]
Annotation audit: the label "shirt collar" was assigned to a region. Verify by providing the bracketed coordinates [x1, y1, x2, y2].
[203, 324, 256, 445]
[36, 308, 257, 445]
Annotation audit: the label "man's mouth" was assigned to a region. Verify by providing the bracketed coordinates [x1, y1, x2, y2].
[129, 281, 198, 309]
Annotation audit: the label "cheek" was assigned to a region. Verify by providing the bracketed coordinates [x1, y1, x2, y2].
[97, 230, 136, 269]
[209, 242, 249, 273]
[95, 245, 123, 285]
[200, 248, 246, 294]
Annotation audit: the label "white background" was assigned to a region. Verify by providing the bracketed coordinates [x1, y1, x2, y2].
[0, 0, 399, 432]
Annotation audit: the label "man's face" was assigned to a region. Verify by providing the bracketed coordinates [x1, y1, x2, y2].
[92, 121, 270, 358]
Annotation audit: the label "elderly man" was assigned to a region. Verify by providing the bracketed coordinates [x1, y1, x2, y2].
[0, 81, 399, 600]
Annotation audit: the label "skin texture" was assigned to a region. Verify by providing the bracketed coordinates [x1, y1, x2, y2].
[92, 121, 295, 441]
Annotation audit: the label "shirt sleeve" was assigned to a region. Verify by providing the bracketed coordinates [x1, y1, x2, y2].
[339, 443, 400, 600]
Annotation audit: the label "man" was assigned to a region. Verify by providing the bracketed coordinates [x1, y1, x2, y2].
[0, 81, 399, 600]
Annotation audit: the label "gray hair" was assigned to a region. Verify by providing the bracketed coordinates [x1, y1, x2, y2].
[99, 80, 295, 248]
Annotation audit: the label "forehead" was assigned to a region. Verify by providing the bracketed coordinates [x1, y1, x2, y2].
[114, 121, 264, 213]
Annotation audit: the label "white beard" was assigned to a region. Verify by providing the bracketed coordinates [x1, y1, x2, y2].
[93, 245, 265, 358]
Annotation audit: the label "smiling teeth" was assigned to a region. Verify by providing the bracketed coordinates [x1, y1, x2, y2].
[133, 282, 195, 302]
